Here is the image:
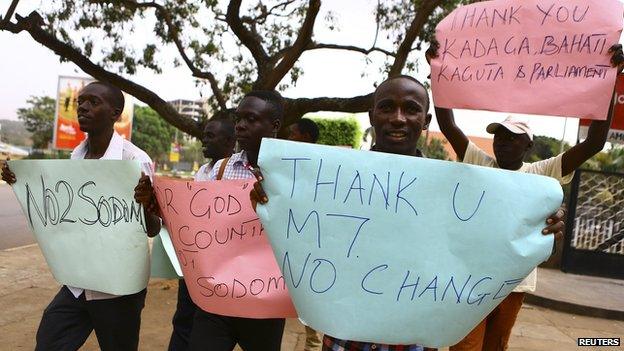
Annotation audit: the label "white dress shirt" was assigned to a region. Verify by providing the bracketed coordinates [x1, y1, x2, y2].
[68, 131, 153, 300]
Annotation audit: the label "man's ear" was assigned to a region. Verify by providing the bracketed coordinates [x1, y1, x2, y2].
[423, 113, 433, 130]
[272, 119, 282, 134]
[111, 108, 123, 123]
[368, 109, 374, 126]
[526, 140, 534, 151]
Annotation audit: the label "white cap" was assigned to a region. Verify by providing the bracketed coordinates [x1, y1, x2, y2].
[486, 116, 533, 141]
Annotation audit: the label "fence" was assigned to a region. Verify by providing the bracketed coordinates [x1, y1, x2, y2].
[562, 169, 624, 279]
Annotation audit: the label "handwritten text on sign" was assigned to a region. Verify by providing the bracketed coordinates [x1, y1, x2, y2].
[153, 177, 296, 318]
[256, 139, 563, 347]
[430, 0, 624, 120]
[8, 160, 150, 295]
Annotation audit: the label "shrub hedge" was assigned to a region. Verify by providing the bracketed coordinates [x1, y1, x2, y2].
[310, 116, 361, 149]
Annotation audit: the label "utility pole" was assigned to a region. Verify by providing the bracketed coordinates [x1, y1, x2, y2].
[560, 117, 568, 153]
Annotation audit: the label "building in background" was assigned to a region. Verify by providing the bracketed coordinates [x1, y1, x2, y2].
[168, 99, 208, 123]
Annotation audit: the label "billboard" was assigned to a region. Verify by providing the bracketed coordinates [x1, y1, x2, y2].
[579, 75, 624, 144]
[53, 76, 134, 150]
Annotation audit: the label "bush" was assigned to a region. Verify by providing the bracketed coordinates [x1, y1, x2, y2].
[417, 137, 450, 160]
[24, 150, 70, 159]
[310, 117, 361, 149]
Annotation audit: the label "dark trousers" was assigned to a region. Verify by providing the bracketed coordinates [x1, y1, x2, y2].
[189, 310, 285, 351]
[169, 279, 199, 351]
[35, 286, 147, 351]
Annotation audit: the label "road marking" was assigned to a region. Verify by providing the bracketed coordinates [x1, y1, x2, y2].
[3, 243, 37, 252]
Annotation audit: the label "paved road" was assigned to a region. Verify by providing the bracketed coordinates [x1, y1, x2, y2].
[0, 183, 34, 250]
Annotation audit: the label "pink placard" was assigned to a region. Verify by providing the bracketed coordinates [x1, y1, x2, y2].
[431, 0, 623, 120]
[153, 177, 297, 318]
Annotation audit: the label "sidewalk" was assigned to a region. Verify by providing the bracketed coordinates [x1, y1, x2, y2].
[526, 268, 624, 320]
[1, 245, 622, 350]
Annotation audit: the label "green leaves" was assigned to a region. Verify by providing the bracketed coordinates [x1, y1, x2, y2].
[16, 96, 56, 150]
[417, 135, 450, 160]
[311, 117, 362, 149]
[14, 0, 477, 137]
[132, 106, 177, 162]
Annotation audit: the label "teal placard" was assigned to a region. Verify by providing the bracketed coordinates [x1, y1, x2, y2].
[151, 227, 182, 279]
[256, 139, 562, 347]
[9, 160, 149, 295]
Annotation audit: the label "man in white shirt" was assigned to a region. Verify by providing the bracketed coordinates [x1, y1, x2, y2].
[3, 81, 160, 351]
[427, 43, 624, 351]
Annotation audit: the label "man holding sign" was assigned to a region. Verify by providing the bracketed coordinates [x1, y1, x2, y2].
[187, 90, 287, 351]
[253, 75, 566, 350]
[133, 91, 293, 350]
[170, 117, 236, 351]
[2, 82, 160, 351]
[426, 26, 624, 351]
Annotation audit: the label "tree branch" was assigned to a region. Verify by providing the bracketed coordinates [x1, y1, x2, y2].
[284, 93, 373, 126]
[259, 0, 320, 89]
[242, 0, 296, 24]
[1, 0, 20, 27]
[388, 0, 444, 77]
[2, 11, 202, 137]
[306, 42, 395, 57]
[226, 0, 270, 70]
[116, 0, 228, 110]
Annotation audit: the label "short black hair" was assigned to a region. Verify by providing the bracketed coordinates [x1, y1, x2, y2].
[206, 116, 235, 139]
[86, 81, 125, 112]
[294, 118, 320, 142]
[243, 90, 285, 122]
[375, 75, 430, 110]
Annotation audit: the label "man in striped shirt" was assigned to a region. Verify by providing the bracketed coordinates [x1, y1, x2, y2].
[168, 117, 236, 351]
[188, 90, 285, 351]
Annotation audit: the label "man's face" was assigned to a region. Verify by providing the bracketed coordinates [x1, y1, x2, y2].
[493, 128, 532, 169]
[234, 96, 279, 152]
[288, 124, 310, 142]
[76, 84, 118, 134]
[201, 121, 232, 159]
[369, 78, 431, 155]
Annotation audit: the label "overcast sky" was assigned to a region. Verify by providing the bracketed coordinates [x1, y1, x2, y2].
[1, 0, 622, 143]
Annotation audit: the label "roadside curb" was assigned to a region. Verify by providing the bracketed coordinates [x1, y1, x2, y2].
[525, 292, 624, 321]
[2, 243, 37, 252]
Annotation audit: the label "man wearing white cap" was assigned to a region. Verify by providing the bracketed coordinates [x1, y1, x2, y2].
[433, 98, 619, 351]
[435, 107, 616, 350]
[424, 36, 624, 351]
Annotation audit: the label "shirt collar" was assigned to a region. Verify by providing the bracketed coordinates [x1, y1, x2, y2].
[71, 131, 124, 160]
[230, 150, 249, 166]
[370, 145, 425, 158]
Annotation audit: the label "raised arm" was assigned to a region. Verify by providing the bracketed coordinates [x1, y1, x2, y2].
[561, 44, 624, 176]
[561, 91, 615, 176]
[427, 40, 470, 160]
[435, 107, 470, 161]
